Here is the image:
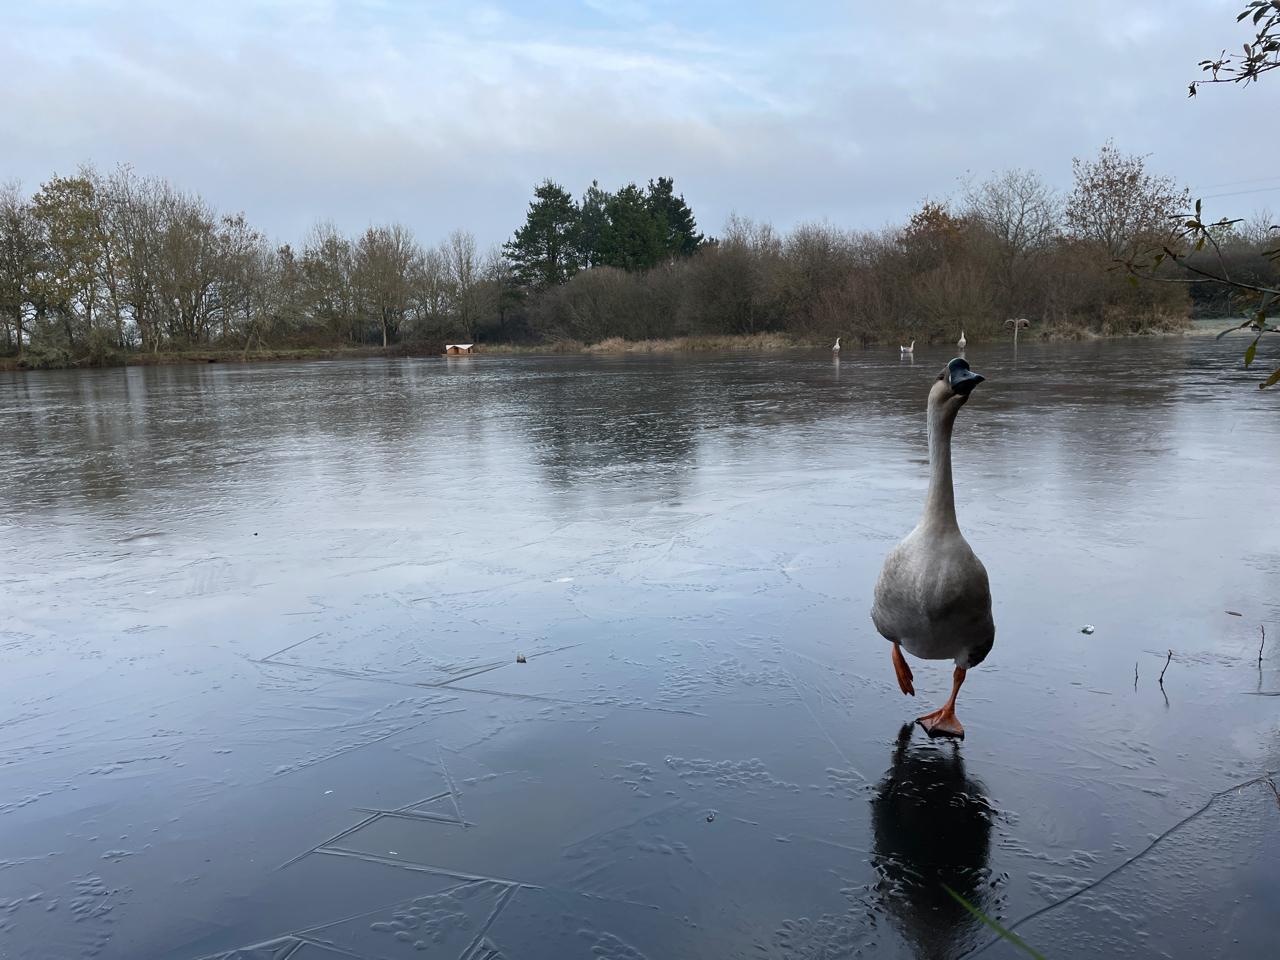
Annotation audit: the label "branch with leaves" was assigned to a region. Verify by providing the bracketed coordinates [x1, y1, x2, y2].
[1123, 198, 1280, 388]
[1190, 1, 1280, 95]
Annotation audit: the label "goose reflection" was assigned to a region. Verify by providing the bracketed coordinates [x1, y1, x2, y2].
[870, 725, 995, 960]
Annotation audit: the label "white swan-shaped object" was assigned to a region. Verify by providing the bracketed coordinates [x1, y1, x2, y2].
[957, 330, 967, 349]
[833, 337, 841, 355]
[1004, 317, 1030, 347]
[871, 358, 994, 738]
[900, 340, 915, 355]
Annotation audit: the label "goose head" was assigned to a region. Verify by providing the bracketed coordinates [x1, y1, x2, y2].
[929, 357, 985, 414]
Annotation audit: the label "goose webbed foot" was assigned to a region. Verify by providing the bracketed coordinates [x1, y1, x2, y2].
[915, 665, 967, 739]
[891, 643, 914, 697]
[916, 706, 964, 739]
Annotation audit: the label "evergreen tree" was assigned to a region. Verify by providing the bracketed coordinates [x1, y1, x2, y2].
[577, 180, 611, 268]
[503, 180, 581, 289]
[597, 183, 664, 271]
[646, 176, 704, 258]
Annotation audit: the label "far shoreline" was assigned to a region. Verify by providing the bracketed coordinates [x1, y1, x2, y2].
[0, 320, 1243, 373]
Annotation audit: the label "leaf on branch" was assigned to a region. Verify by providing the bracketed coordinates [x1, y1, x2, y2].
[1245, 338, 1259, 367]
[1261, 367, 1280, 389]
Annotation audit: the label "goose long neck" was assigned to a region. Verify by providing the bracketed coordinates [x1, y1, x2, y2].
[923, 400, 958, 529]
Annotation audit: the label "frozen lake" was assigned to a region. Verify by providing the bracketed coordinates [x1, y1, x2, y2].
[1, 340, 1278, 959]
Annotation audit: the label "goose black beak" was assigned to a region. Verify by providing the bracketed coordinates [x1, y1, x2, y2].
[947, 358, 984, 397]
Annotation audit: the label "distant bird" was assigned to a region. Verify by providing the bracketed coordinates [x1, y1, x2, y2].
[957, 330, 967, 350]
[833, 337, 841, 355]
[872, 358, 994, 739]
[1004, 317, 1030, 347]
[900, 340, 915, 355]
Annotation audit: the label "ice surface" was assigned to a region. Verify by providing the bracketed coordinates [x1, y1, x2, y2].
[0, 342, 1277, 959]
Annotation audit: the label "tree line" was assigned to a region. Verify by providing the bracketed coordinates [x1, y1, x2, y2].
[2, 143, 1277, 366]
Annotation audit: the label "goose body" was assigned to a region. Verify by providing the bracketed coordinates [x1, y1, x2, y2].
[871, 358, 994, 738]
[957, 330, 966, 349]
[900, 340, 915, 355]
[833, 337, 841, 355]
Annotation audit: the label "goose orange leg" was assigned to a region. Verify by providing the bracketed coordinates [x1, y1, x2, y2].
[891, 642, 914, 696]
[917, 666, 966, 739]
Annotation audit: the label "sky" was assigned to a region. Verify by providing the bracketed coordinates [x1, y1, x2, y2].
[2, 1, 1277, 249]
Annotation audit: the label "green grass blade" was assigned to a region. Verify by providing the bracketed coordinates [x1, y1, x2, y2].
[942, 884, 1048, 960]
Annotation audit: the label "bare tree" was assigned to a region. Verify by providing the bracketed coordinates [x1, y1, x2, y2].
[99, 166, 166, 351]
[154, 188, 221, 345]
[302, 222, 356, 343]
[781, 222, 858, 336]
[963, 169, 1060, 311]
[1066, 141, 1189, 260]
[442, 229, 480, 339]
[693, 214, 783, 335]
[217, 212, 273, 348]
[481, 247, 520, 340]
[406, 246, 450, 341]
[1242, 208, 1278, 247]
[353, 224, 420, 347]
[0, 182, 42, 358]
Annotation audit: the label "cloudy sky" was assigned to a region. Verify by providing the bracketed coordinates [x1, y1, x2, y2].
[3, 1, 1276, 248]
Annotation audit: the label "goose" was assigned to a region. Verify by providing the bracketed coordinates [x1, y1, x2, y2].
[833, 337, 841, 355]
[957, 330, 967, 350]
[900, 340, 915, 355]
[871, 357, 994, 738]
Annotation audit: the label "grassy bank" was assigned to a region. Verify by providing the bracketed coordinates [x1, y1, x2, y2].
[0, 333, 818, 369]
[0, 344, 437, 372]
[482, 333, 804, 354]
[2, 320, 1205, 372]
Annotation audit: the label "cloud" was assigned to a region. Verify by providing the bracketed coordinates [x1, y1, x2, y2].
[1, 0, 1274, 248]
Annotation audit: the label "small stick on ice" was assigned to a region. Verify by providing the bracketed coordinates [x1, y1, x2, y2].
[1133, 661, 1138, 691]
[1259, 624, 1266, 667]
[1158, 649, 1173, 687]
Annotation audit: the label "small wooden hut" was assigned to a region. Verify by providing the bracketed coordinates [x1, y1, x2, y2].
[443, 343, 475, 356]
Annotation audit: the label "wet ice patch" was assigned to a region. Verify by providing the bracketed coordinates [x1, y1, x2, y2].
[614, 762, 656, 794]
[664, 757, 801, 793]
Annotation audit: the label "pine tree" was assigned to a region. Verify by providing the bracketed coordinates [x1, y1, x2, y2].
[502, 180, 581, 289]
[577, 180, 611, 268]
[646, 177, 704, 258]
[597, 183, 664, 271]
